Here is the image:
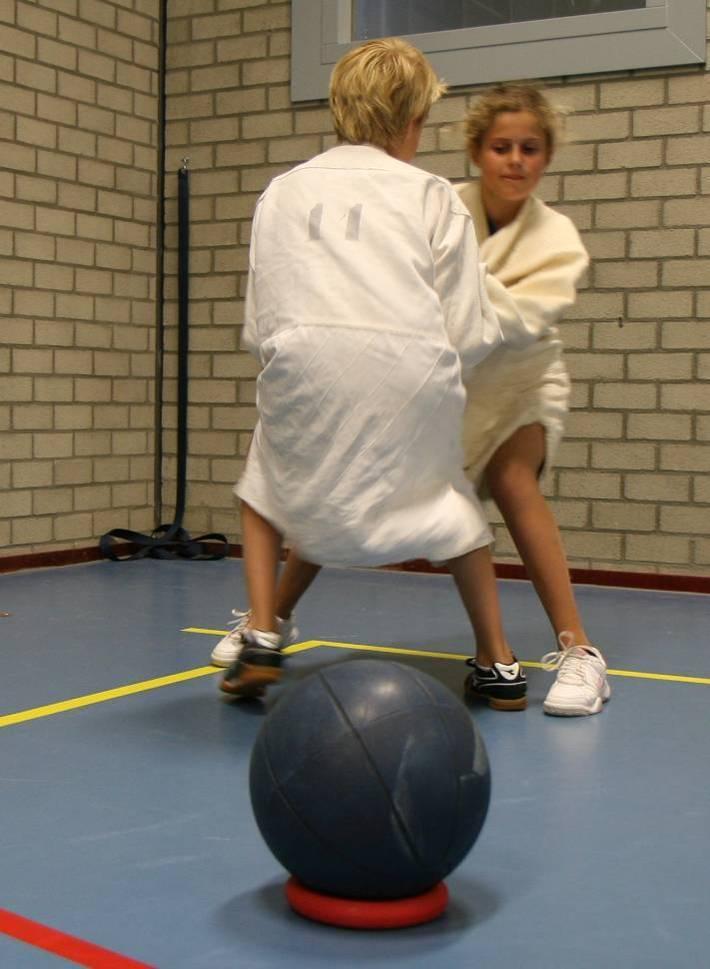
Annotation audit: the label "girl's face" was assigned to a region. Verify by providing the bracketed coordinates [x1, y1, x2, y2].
[472, 110, 550, 212]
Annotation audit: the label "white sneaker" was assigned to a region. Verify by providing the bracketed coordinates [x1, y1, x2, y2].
[210, 609, 299, 667]
[541, 634, 611, 717]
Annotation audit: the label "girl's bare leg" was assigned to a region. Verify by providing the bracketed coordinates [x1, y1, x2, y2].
[446, 544, 515, 667]
[275, 551, 322, 619]
[484, 423, 589, 646]
[240, 500, 282, 633]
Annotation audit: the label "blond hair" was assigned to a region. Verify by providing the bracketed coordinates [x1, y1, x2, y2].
[464, 84, 562, 160]
[329, 38, 447, 151]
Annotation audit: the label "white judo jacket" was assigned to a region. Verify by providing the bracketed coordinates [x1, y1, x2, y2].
[236, 145, 526, 567]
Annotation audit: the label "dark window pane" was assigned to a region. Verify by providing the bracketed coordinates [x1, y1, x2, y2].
[353, 0, 645, 39]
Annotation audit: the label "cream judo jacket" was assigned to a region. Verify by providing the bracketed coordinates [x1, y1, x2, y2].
[456, 181, 589, 483]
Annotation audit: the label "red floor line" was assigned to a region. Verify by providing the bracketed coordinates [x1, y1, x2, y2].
[0, 908, 155, 969]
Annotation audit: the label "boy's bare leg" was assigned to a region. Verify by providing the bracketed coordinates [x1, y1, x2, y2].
[241, 500, 282, 633]
[446, 544, 515, 667]
[484, 423, 589, 647]
[275, 550, 322, 619]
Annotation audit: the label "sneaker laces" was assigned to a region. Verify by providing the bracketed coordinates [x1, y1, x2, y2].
[225, 609, 251, 641]
[540, 644, 593, 686]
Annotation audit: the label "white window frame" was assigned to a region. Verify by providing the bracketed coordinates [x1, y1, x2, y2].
[291, 0, 706, 103]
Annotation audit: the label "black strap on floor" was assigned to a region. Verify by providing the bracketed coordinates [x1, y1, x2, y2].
[100, 161, 229, 563]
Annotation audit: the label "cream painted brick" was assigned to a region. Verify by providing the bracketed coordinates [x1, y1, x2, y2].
[628, 292, 692, 319]
[216, 88, 266, 116]
[593, 383, 657, 410]
[242, 58, 289, 86]
[215, 141, 265, 168]
[0, 376, 31, 404]
[17, 59, 56, 94]
[546, 143, 594, 174]
[668, 74, 710, 104]
[15, 232, 55, 262]
[191, 116, 240, 144]
[12, 403, 54, 430]
[243, 6, 289, 31]
[0, 25, 37, 59]
[112, 379, 149, 403]
[0, 258, 33, 287]
[35, 263, 75, 291]
[34, 432, 73, 458]
[16, 175, 57, 204]
[268, 135, 320, 164]
[597, 140, 662, 170]
[37, 149, 77, 180]
[600, 78, 664, 109]
[694, 476, 710, 502]
[634, 106, 700, 137]
[93, 456, 130, 481]
[15, 289, 56, 317]
[97, 27, 133, 62]
[73, 482, 110, 511]
[558, 471, 621, 499]
[12, 460, 53, 488]
[241, 112, 292, 140]
[36, 94, 79, 129]
[13, 348, 54, 373]
[699, 229, 710, 256]
[626, 534, 690, 564]
[563, 172, 626, 201]
[17, 115, 58, 150]
[93, 405, 130, 429]
[77, 48, 115, 82]
[167, 39, 214, 69]
[595, 200, 659, 230]
[34, 376, 73, 401]
[666, 134, 710, 166]
[56, 293, 95, 321]
[294, 108, 332, 136]
[53, 458, 93, 485]
[594, 261, 658, 289]
[58, 126, 97, 158]
[34, 489, 74, 515]
[661, 444, 710, 472]
[630, 229, 695, 259]
[566, 112, 629, 142]
[593, 501, 656, 531]
[2, 485, 32, 517]
[564, 353, 622, 380]
[662, 321, 710, 350]
[0, 432, 32, 460]
[54, 349, 92, 374]
[693, 540, 710, 566]
[561, 530, 622, 561]
[628, 353, 692, 380]
[591, 441, 655, 470]
[664, 197, 710, 227]
[54, 512, 93, 541]
[660, 506, 710, 535]
[57, 70, 97, 106]
[96, 243, 131, 270]
[564, 293, 624, 322]
[565, 410, 622, 438]
[624, 473, 690, 502]
[192, 11, 241, 39]
[74, 431, 112, 456]
[633, 169, 697, 199]
[54, 404, 92, 429]
[628, 412, 691, 440]
[593, 321, 657, 350]
[0, 199, 34, 230]
[662, 384, 710, 411]
[12, 517, 53, 545]
[662, 259, 710, 287]
[112, 481, 149, 506]
[191, 63, 243, 92]
[698, 355, 710, 380]
[581, 231, 625, 260]
[697, 293, 710, 318]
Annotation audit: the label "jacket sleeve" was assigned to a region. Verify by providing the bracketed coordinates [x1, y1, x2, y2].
[485, 222, 589, 348]
[427, 182, 513, 376]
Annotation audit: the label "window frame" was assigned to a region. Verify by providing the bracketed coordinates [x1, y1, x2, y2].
[291, 0, 707, 103]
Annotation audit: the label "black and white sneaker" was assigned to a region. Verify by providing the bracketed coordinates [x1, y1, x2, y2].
[464, 657, 527, 711]
[220, 629, 283, 698]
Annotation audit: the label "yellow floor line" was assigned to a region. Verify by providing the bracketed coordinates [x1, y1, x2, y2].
[186, 628, 710, 685]
[3, 632, 708, 730]
[0, 667, 219, 729]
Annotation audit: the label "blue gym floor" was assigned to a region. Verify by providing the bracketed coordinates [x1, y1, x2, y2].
[1, 559, 709, 968]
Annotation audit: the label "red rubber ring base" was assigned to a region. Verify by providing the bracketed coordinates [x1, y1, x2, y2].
[285, 877, 449, 929]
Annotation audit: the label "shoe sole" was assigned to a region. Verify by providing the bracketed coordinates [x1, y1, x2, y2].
[220, 664, 281, 697]
[543, 681, 611, 717]
[211, 651, 239, 668]
[467, 688, 527, 711]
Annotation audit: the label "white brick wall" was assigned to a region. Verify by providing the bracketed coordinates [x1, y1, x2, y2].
[2, 0, 710, 577]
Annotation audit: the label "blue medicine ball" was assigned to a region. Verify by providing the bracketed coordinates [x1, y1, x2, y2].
[249, 659, 491, 900]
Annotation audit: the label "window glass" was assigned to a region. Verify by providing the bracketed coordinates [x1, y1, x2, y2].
[353, 1, 645, 39]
